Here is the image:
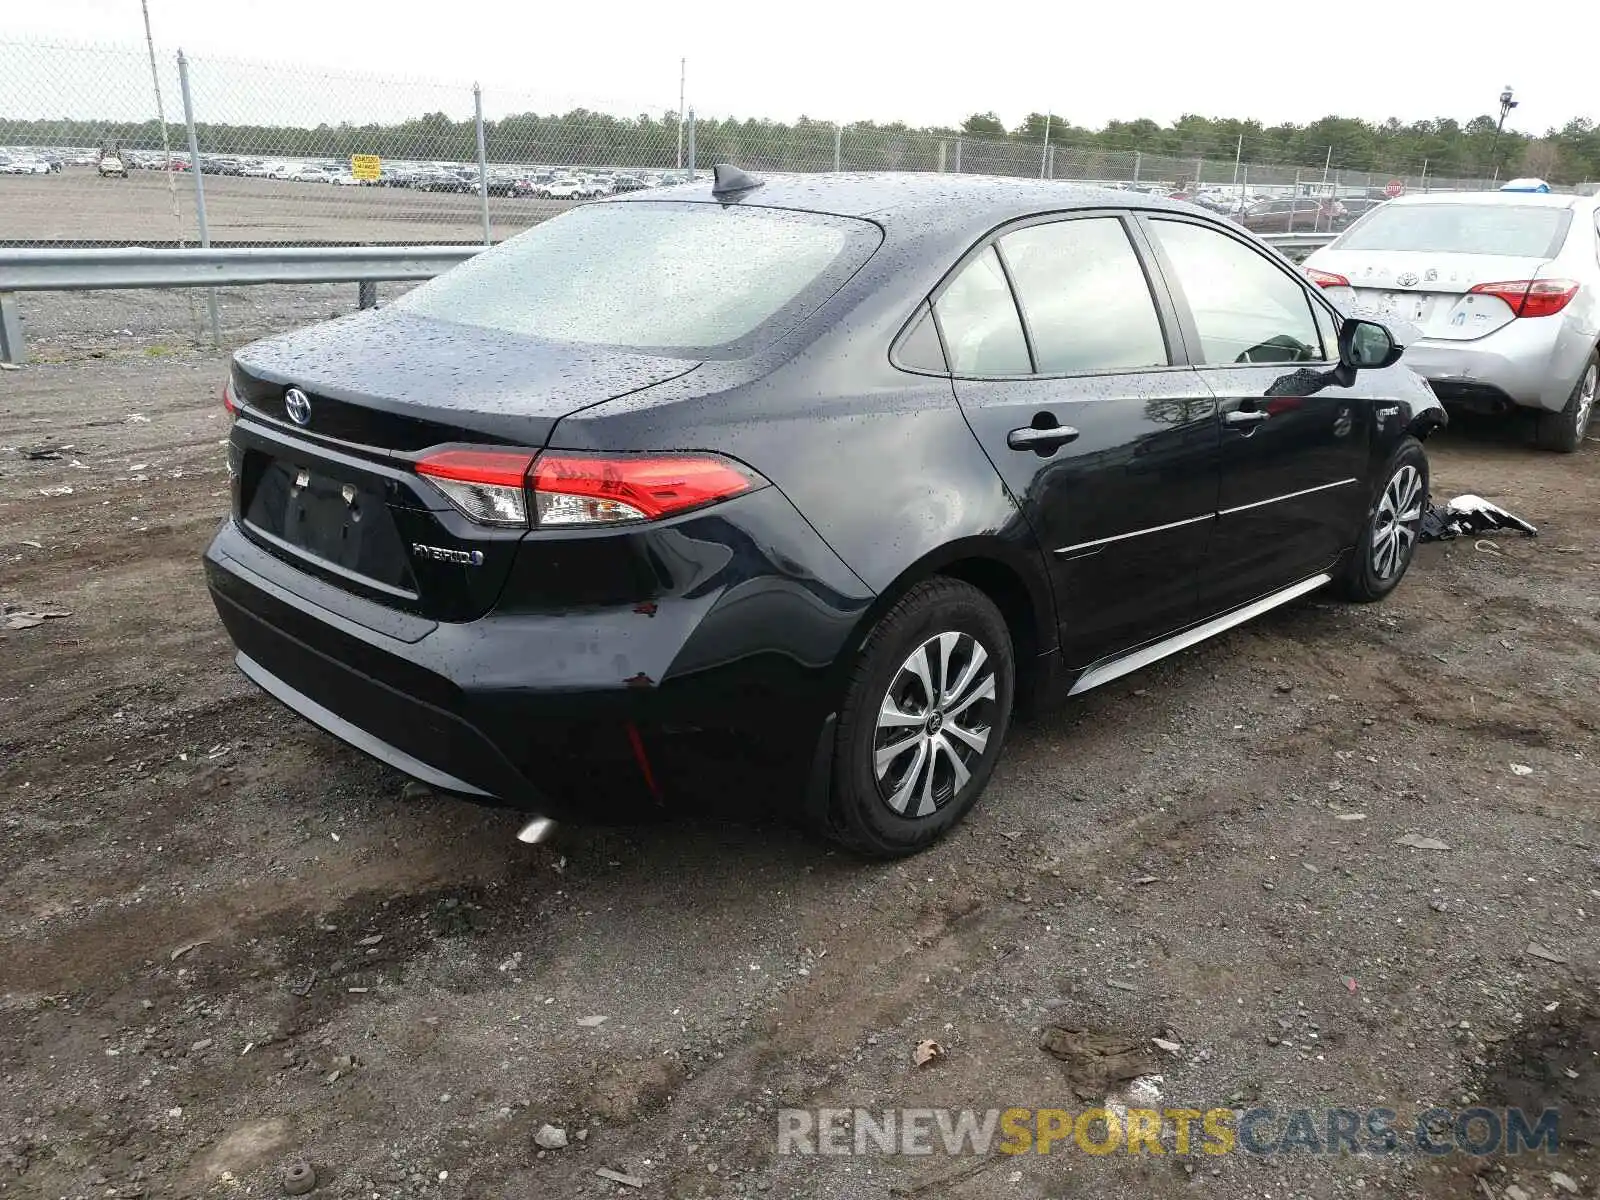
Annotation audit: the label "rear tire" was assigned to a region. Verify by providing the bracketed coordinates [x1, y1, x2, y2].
[1332, 437, 1428, 603]
[1535, 352, 1597, 453]
[817, 578, 1014, 858]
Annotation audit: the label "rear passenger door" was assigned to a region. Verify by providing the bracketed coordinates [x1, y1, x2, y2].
[1141, 215, 1374, 616]
[935, 212, 1220, 670]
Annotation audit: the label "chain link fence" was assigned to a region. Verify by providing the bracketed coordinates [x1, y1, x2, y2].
[0, 38, 1585, 252]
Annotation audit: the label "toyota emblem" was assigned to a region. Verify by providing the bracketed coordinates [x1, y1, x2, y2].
[1395, 271, 1419, 288]
[284, 387, 311, 426]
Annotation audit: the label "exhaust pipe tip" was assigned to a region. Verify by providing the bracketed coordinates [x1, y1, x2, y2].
[516, 816, 557, 845]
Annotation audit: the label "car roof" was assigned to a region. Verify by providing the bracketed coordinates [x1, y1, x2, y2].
[608, 171, 1203, 238]
[1382, 189, 1590, 210]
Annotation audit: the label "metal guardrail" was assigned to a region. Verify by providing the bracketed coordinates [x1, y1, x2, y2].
[0, 245, 482, 364]
[1261, 231, 1338, 258]
[0, 233, 1336, 366]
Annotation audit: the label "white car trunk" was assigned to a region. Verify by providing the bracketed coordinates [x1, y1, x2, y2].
[1313, 251, 1554, 342]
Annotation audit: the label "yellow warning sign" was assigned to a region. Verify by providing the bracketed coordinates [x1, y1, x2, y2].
[350, 154, 381, 181]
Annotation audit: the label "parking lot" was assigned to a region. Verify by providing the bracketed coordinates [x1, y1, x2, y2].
[2, 309, 1598, 1199]
[1, 167, 571, 245]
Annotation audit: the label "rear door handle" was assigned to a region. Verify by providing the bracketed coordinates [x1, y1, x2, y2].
[1224, 409, 1269, 427]
[1006, 425, 1080, 452]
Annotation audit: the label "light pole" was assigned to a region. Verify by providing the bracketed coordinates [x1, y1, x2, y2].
[1488, 85, 1517, 182]
[676, 58, 686, 172]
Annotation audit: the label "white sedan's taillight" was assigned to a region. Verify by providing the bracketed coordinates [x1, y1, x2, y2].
[1468, 278, 1580, 319]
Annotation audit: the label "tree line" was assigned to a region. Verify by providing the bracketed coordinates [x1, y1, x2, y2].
[4, 107, 1597, 183]
[981, 111, 1599, 184]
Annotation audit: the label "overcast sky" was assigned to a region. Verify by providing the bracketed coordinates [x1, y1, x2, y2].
[7, 0, 1592, 133]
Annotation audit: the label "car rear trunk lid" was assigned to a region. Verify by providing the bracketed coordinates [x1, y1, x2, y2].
[1315, 251, 1558, 341]
[229, 309, 699, 621]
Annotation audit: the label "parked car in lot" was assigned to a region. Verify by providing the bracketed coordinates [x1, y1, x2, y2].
[268, 162, 333, 183]
[97, 154, 127, 179]
[411, 167, 472, 192]
[0, 153, 52, 175]
[531, 176, 607, 199]
[205, 170, 1442, 856]
[1193, 189, 1250, 218]
[1242, 196, 1347, 233]
[1339, 196, 1390, 222]
[1305, 186, 1599, 451]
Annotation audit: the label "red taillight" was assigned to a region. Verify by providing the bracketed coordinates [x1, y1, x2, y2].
[222, 378, 240, 417]
[416, 448, 537, 527]
[1468, 278, 1579, 318]
[413, 448, 763, 528]
[1305, 267, 1350, 288]
[529, 452, 762, 526]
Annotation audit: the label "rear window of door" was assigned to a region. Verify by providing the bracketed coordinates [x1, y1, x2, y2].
[1148, 219, 1324, 365]
[933, 247, 1031, 376]
[997, 217, 1170, 374]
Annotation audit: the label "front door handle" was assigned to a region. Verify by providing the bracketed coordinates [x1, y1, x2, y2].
[1224, 409, 1270, 427]
[1007, 424, 1080, 452]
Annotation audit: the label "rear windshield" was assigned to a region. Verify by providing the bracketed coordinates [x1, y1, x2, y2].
[1337, 202, 1572, 257]
[397, 201, 881, 357]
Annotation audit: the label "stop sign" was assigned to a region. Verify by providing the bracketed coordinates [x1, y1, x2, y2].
[1384, 179, 1405, 198]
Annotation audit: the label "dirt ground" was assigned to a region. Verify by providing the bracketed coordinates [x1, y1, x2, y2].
[2, 318, 1598, 1200]
[1, 166, 570, 246]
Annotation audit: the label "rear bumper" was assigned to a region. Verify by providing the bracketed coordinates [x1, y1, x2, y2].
[235, 650, 496, 798]
[1401, 317, 1591, 413]
[203, 488, 874, 817]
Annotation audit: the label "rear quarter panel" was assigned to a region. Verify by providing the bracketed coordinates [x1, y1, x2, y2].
[545, 239, 1057, 660]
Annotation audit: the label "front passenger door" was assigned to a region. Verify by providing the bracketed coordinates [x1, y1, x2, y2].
[1143, 216, 1374, 617]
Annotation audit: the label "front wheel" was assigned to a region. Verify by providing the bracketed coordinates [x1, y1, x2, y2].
[1332, 437, 1429, 603]
[817, 578, 1014, 858]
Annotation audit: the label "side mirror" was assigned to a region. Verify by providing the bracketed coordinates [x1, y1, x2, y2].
[1339, 318, 1403, 371]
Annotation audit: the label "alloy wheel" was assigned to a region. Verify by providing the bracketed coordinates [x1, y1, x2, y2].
[1578, 364, 1597, 437]
[872, 631, 997, 818]
[1371, 463, 1424, 581]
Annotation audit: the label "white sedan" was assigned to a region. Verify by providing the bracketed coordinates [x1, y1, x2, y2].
[0, 155, 51, 175]
[1304, 185, 1599, 451]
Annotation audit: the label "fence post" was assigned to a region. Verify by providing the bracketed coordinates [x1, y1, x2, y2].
[953, 138, 962, 173]
[937, 139, 947, 173]
[177, 50, 220, 347]
[1420, 158, 1429, 193]
[1132, 151, 1141, 185]
[0, 292, 25, 366]
[1194, 157, 1203, 188]
[473, 84, 490, 245]
[687, 109, 696, 179]
[833, 124, 842, 172]
[1288, 167, 1300, 232]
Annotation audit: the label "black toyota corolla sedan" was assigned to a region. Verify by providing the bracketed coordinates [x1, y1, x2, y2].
[204, 167, 1445, 857]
